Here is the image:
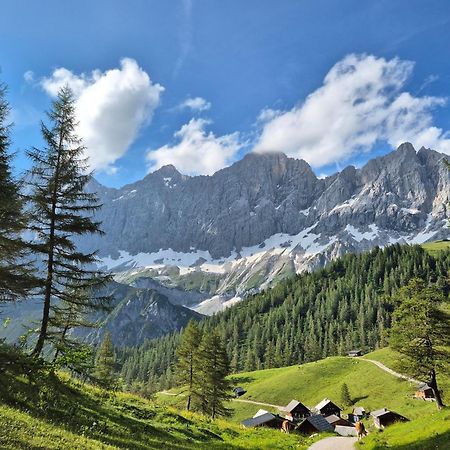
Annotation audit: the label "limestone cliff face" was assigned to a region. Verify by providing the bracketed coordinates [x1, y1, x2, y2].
[78, 144, 450, 315]
[84, 144, 450, 259]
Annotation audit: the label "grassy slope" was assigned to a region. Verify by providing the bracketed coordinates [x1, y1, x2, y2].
[158, 349, 450, 449]
[0, 370, 317, 450]
[421, 239, 450, 256]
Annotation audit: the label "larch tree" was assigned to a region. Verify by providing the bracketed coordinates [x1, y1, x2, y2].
[26, 86, 110, 358]
[197, 330, 232, 419]
[0, 82, 35, 302]
[175, 320, 202, 411]
[94, 331, 116, 388]
[389, 278, 450, 410]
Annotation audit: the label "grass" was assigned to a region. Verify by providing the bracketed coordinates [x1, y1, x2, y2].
[0, 364, 315, 449]
[421, 239, 450, 256]
[159, 349, 450, 449]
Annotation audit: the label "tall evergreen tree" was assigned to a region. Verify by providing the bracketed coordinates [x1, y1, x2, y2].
[389, 278, 450, 410]
[340, 382, 351, 407]
[197, 331, 232, 419]
[0, 83, 35, 302]
[94, 331, 116, 388]
[175, 320, 202, 410]
[26, 86, 110, 358]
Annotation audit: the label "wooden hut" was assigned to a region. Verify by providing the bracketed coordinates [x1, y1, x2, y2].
[371, 408, 408, 429]
[347, 350, 362, 357]
[241, 411, 284, 429]
[414, 384, 435, 401]
[348, 406, 366, 423]
[314, 398, 342, 417]
[296, 415, 334, 434]
[279, 400, 311, 421]
[233, 387, 246, 397]
[325, 414, 353, 428]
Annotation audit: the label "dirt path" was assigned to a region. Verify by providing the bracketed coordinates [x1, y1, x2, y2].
[159, 391, 281, 409]
[232, 398, 281, 409]
[363, 358, 422, 385]
[308, 436, 357, 450]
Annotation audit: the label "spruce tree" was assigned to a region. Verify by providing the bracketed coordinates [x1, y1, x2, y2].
[340, 382, 351, 407]
[26, 86, 110, 358]
[0, 83, 35, 301]
[197, 331, 232, 419]
[94, 331, 116, 388]
[389, 278, 450, 409]
[175, 320, 202, 410]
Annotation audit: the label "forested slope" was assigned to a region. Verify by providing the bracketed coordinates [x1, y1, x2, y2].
[120, 244, 450, 390]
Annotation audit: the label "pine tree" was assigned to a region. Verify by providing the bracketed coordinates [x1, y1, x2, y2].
[389, 278, 450, 409]
[197, 331, 232, 419]
[94, 332, 116, 388]
[26, 86, 110, 358]
[175, 320, 202, 410]
[0, 82, 35, 301]
[340, 382, 351, 407]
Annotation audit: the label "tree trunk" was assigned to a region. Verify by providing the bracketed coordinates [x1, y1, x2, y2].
[429, 368, 444, 410]
[32, 131, 63, 358]
[186, 394, 191, 411]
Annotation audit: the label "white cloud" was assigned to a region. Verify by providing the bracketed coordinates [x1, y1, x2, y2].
[147, 118, 242, 175]
[23, 70, 34, 83]
[178, 96, 211, 112]
[41, 58, 164, 172]
[254, 54, 450, 166]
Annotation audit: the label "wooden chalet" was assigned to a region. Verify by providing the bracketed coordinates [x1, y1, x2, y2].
[233, 387, 246, 397]
[314, 398, 342, 417]
[241, 410, 285, 429]
[371, 408, 408, 429]
[414, 384, 435, 401]
[279, 400, 310, 421]
[296, 415, 334, 434]
[347, 350, 362, 357]
[348, 406, 366, 423]
[325, 414, 353, 428]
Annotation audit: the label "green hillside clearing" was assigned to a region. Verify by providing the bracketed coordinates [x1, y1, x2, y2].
[0, 368, 319, 450]
[421, 239, 450, 255]
[158, 348, 450, 449]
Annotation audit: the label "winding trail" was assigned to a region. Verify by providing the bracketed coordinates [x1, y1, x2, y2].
[232, 398, 281, 409]
[159, 391, 281, 409]
[362, 358, 422, 385]
[308, 436, 357, 450]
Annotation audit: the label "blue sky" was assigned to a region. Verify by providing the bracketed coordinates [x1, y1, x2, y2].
[1, 0, 450, 187]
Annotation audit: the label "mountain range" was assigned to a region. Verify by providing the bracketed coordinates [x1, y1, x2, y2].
[2, 143, 450, 347]
[83, 143, 450, 314]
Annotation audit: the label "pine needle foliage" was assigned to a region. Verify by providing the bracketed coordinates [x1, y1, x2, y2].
[389, 278, 450, 409]
[175, 320, 203, 411]
[0, 82, 36, 301]
[26, 86, 111, 358]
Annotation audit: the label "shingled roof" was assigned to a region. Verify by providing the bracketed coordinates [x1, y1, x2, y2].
[241, 412, 277, 428]
[314, 398, 342, 412]
[298, 415, 334, 432]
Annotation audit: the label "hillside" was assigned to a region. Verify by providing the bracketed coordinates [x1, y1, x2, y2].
[120, 244, 450, 390]
[157, 349, 450, 449]
[0, 364, 320, 450]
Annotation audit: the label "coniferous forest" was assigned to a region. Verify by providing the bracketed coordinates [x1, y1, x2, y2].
[119, 244, 450, 392]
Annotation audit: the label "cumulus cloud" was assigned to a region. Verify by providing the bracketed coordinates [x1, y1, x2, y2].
[178, 96, 211, 112]
[254, 54, 450, 166]
[147, 118, 242, 175]
[41, 58, 164, 172]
